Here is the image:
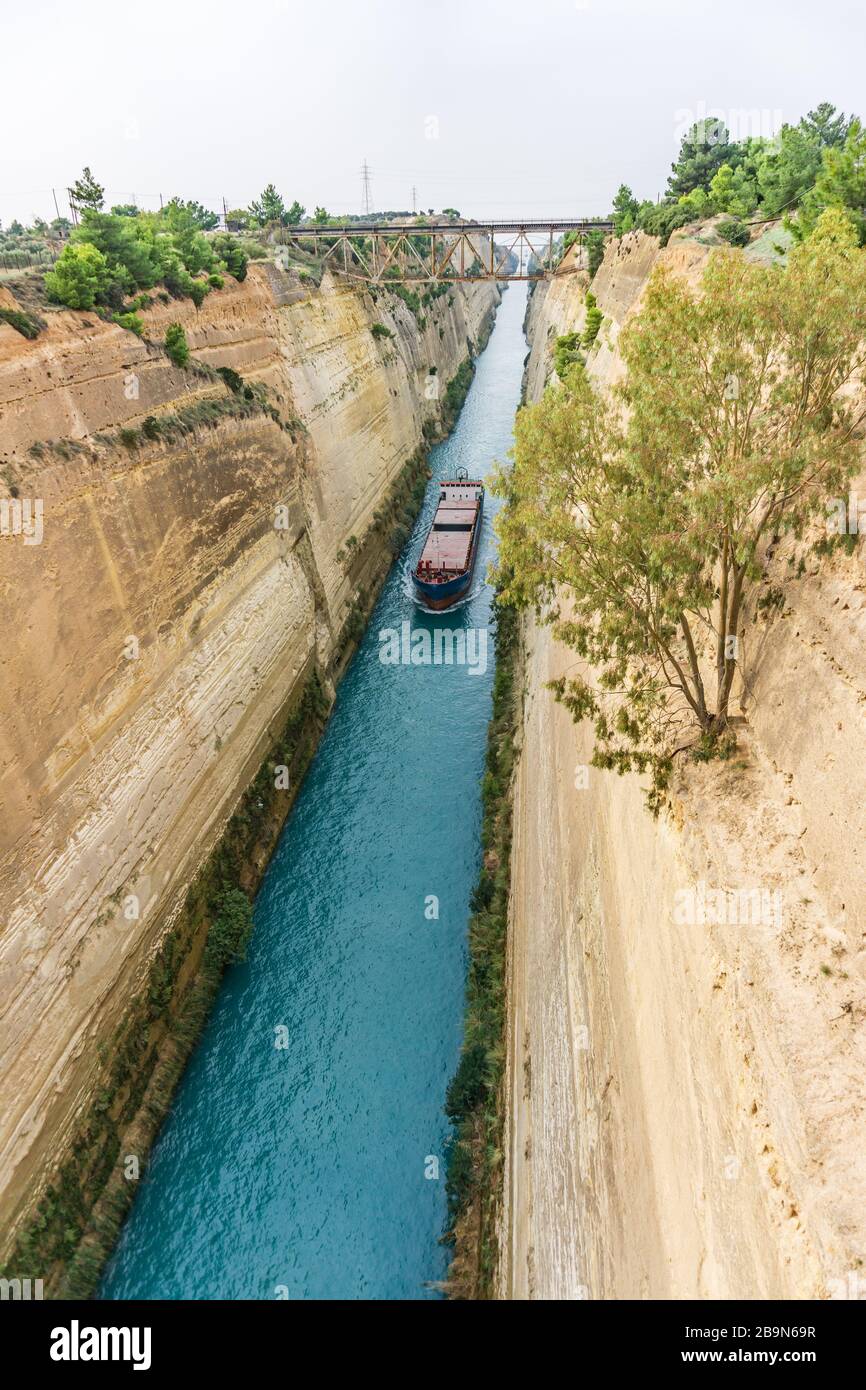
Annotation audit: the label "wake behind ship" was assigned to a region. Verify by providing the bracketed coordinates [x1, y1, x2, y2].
[412, 471, 484, 610]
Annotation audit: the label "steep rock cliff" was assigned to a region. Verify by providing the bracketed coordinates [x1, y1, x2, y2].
[0, 261, 499, 1260]
[501, 231, 866, 1299]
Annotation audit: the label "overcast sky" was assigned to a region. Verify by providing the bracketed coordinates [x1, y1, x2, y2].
[3, 0, 864, 227]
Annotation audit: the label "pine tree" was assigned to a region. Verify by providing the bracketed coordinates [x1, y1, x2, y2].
[69, 166, 104, 211]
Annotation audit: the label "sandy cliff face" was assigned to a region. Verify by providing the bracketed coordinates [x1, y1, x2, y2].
[0, 262, 499, 1253]
[502, 231, 866, 1299]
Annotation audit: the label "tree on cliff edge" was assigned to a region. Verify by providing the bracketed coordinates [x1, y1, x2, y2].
[667, 119, 741, 199]
[493, 209, 866, 812]
[248, 183, 287, 226]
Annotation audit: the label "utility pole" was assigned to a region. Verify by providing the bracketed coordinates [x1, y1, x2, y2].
[52, 188, 61, 222]
[411, 184, 417, 214]
[222, 196, 229, 230]
[361, 160, 373, 218]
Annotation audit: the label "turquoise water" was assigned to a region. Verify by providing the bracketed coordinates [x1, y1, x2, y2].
[101, 281, 528, 1301]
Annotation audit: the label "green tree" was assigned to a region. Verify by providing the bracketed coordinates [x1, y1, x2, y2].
[585, 227, 606, 278]
[249, 183, 286, 225]
[582, 292, 603, 346]
[71, 209, 161, 296]
[800, 101, 851, 149]
[225, 207, 252, 230]
[493, 209, 866, 811]
[164, 197, 219, 230]
[204, 888, 253, 970]
[313, 206, 330, 224]
[612, 183, 639, 235]
[286, 200, 305, 225]
[708, 162, 758, 217]
[110, 204, 140, 218]
[162, 200, 215, 274]
[164, 322, 189, 367]
[45, 242, 110, 308]
[211, 233, 248, 280]
[757, 124, 823, 217]
[69, 166, 104, 210]
[796, 118, 866, 243]
[677, 186, 711, 217]
[667, 119, 742, 198]
[638, 200, 693, 245]
[553, 331, 583, 377]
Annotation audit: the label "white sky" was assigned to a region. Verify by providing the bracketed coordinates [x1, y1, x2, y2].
[2, 0, 864, 227]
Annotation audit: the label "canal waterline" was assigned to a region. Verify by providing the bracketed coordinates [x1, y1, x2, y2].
[101, 280, 529, 1300]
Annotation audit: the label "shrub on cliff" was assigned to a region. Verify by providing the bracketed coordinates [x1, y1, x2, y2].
[112, 311, 144, 336]
[637, 200, 693, 246]
[444, 358, 474, 419]
[71, 210, 162, 300]
[45, 242, 111, 309]
[217, 365, 244, 393]
[582, 293, 603, 347]
[186, 278, 209, 308]
[204, 888, 254, 971]
[716, 218, 750, 247]
[494, 209, 866, 813]
[43, 206, 243, 309]
[0, 306, 42, 338]
[585, 227, 606, 278]
[553, 331, 583, 378]
[164, 323, 189, 367]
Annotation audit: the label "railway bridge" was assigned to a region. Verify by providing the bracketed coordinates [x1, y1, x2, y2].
[270, 218, 614, 284]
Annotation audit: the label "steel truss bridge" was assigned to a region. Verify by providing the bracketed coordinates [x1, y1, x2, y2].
[271, 219, 614, 284]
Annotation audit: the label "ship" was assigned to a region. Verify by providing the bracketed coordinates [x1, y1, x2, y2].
[412, 468, 484, 610]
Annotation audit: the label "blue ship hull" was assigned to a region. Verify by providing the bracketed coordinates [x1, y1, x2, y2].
[412, 567, 475, 609]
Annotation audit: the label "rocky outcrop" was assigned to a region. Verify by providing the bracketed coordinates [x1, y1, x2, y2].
[501, 229, 866, 1299]
[0, 260, 499, 1262]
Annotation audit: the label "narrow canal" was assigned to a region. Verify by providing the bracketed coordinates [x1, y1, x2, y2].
[101, 280, 529, 1301]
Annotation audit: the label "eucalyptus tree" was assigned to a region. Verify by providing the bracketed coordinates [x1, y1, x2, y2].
[494, 210, 866, 810]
